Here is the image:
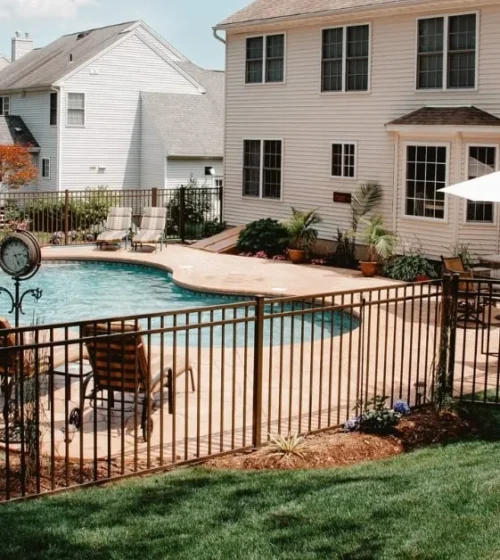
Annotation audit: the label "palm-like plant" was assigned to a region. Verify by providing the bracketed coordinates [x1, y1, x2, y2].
[351, 182, 383, 235]
[286, 208, 322, 254]
[361, 216, 398, 262]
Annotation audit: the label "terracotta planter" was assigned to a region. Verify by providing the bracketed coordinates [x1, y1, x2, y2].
[288, 248, 306, 264]
[360, 261, 378, 277]
[415, 274, 430, 283]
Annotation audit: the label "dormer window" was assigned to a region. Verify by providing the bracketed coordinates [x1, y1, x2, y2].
[0, 96, 10, 116]
[245, 34, 285, 84]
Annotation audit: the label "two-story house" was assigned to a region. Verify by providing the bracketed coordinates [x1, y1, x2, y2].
[215, 0, 500, 258]
[0, 21, 224, 192]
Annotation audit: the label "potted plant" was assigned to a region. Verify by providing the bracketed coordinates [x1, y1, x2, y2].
[359, 216, 398, 277]
[384, 251, 437, 282]
[286, 208, 321, 264]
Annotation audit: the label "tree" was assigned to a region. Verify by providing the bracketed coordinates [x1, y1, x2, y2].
[0, 144, 38, 189]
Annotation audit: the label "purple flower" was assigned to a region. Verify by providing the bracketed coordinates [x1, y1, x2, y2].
[392, 400, 410, 415]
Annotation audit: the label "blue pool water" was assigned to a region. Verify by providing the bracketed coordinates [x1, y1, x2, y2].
[0, 261, 358, 346]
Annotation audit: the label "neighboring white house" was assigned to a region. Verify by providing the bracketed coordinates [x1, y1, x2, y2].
[215, 0, 500, 258]
[0, 22, 223, 192]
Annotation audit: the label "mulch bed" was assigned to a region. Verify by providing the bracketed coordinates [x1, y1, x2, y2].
[205, 407, 478, 471]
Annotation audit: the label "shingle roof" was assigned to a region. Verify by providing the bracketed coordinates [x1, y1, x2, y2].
[141, 63, 224, 158]
[217, 0, 424, 28]
[387, 106, 500, 127]
[0, 21, 139, 91]
[0, 116, 39, 148]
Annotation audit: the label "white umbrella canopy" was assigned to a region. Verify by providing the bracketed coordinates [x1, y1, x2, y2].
[438, 170, 500, 202]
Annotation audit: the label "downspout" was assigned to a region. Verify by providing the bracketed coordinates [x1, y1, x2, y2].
[212, 28, 226, 45]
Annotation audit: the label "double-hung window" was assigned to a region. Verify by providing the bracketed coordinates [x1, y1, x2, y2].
[405, 145, 447, 220]
[245, 34, 285, 84]
[417, 14, 476, 90]
[331, 143, 356, 178]
[41, 158, 51, 179]
[67, 93, 85, 126]
[466, 146, 496, 223]
[322, 25, 370, 92]
[0, 96, 10, 116]
[243, 139, 282, 199]
[50, 92, 58, 125]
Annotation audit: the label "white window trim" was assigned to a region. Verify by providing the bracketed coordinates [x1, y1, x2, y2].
[66, 92, 86, 128]
[402, 141, 450, 223]
[0, 95, 10, 116]
[320, 22, 372, 94]
[463, 143, 499, 225]
[41, 157, 51, 180]
[415, 11, 480, 92]
[330, 141, 358, 179]
[242, 138, 284, 201]
[245, 33, 287, 86]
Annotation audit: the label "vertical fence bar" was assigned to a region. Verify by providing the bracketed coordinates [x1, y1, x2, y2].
[64, 190, 69, 245]
[152, 188, 158, 208]
[252, 296, 265, 449]
[179, 186, 186, 243]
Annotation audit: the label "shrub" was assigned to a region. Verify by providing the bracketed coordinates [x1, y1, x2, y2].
[166, 176, 212, 236]
[270, 432, 305, 457]
[285, 207, 321, 255]
[344, 396, 405, 435]
[201, 219, 226, 239]
[236, 218, 290, 257]
[332, 228, 357, 269]
[385, 251, 437, 282]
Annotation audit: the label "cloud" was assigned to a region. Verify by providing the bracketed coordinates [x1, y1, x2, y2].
[0, 0, 95, 18]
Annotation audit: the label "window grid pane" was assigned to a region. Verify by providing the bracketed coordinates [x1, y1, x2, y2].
[346, 25, 369, 92]
[246, 37, 264, 84]
[263, 140, 282, 199]
[417, 18, 444, 89]
[448, 14, 476, 89]
[67, 93, 85, 126]
[266, 35, 284, 82]
[405, 145, 446, 219]
[0, 96, 10, 116]
[467, 146, 495, 223]
[322, 28, 343, 92]
[332, 143, 356, 177]
[243, 140, 261, 197]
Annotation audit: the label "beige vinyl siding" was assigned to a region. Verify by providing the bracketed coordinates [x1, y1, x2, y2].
[166, 158, 223, 189]
[59, 32, 199, 190]
[140, 101, 166, 189]
[224, 4, 500, 257]
[10, 91, 58, 191]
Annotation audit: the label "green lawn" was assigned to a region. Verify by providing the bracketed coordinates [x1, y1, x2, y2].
[1, 441, 500, 559]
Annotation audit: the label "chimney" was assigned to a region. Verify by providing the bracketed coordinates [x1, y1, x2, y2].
[11, 32, 34, 62]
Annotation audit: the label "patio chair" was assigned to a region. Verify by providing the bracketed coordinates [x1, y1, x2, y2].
[96, 207, 132, 250]
[441, 256, 487, 326]
[71, 321, 195, 441]
[132, 207, 167, 252]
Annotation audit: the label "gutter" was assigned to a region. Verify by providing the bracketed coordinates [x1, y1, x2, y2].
[215, 0, 479, 30]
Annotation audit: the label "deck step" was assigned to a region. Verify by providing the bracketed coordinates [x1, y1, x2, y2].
[190, 225, 244, 254]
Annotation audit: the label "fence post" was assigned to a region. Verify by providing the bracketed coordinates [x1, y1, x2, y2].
[64, 190, 69, 245]
[218, 186, 223, 223]
[252, 295, 265, 449]
[436, 273, 459, 407]
[152, 187, 158, 207]
[179, 186, 186, 243]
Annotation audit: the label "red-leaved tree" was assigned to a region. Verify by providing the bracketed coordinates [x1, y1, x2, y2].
[0, 144, 38, 189]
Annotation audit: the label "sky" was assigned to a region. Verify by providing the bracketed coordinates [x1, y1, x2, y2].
[0, 0, 249, 69]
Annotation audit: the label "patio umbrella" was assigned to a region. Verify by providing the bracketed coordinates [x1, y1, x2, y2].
[438, 170, 500, 202]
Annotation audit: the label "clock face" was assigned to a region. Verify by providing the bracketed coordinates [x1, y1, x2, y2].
[0, 237, 31, 277]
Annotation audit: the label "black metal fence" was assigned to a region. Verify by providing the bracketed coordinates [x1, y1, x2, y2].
[0, 187, 223, 246]
[0, 282, 445, 501]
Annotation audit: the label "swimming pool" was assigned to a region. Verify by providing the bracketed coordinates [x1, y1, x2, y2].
[0, 261, 358, 345]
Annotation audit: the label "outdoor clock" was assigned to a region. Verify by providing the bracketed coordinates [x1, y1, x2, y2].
[0, 230, 42, 280]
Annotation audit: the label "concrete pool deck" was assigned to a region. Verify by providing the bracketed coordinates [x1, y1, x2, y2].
[41, 243, 401, 298]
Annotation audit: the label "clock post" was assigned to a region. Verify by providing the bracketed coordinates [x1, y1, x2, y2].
[0, 230, 43, 327]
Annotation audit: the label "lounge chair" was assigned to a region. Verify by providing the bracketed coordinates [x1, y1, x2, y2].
[72, 321, 195, 441]
[96, 207, 132, 249]
[132, 207, 167, 252]
[441, 256, 486, 326]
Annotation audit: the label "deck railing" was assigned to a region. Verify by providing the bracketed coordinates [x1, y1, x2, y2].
[0, 187, 224, 246]
[0, 281, 445, 501]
